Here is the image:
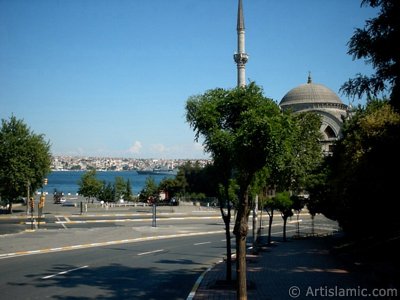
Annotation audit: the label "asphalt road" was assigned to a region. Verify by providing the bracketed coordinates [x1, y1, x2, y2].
[0, 232, 229, 300]
[0, 200, 339, 300]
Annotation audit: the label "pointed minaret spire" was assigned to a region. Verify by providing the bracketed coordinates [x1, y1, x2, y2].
[237, 0, 245, 31]
[234, 0, 248, 87]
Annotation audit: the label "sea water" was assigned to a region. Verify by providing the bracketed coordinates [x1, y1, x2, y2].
[43, 171, 175, 196]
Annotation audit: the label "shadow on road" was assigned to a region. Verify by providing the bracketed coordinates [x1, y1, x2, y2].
[9, 263, 200, 300]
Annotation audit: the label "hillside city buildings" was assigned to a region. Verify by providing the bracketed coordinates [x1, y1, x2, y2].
[51, 156, 211, 172]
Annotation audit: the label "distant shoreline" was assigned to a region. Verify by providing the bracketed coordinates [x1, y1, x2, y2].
[51, 156, 211, 173]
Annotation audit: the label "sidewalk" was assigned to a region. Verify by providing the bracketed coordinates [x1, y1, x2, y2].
[191, 232, 380, 300]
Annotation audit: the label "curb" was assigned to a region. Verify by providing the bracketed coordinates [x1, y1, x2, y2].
[186, 253, 238, 300]
[186, 264, 216, 300]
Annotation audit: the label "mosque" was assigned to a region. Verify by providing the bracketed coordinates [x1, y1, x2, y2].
[234, 0, 349, 154]
[279, 74, 348, 154]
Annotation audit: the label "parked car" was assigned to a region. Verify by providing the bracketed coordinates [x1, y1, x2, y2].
[169, 198, 179, 206]
[53, 191, 65, 204]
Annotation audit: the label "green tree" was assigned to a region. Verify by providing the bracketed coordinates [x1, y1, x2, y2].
[304, 158, 331, 235]
[125, 178, 133, 201]
[0, 116, 51, 213]
[260, 192, 278, 245]
[98, 181, 115, 202]
[340, 0, 400, 110]
[139, 177, 159, 203]
[77, 170, 102, 202]
[252, 111, 321, 245]
[174, 167, 188, 196]
[114, 176, 127, 201]
[175, 161, 217, 197]
[291, 195, 305, 237]
[271, 111, 323, 193]
[327, 100, 400, 235]
[158, 177, 180, 200]
[186, 82, 287, 298]
[274, 191, 293, 242]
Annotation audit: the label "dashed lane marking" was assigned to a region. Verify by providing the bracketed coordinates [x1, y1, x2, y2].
[193, 241, 211, 246]
[0, 230, 225, 260]
[42, 265, 89, 279]
[137, 249, 164, 256]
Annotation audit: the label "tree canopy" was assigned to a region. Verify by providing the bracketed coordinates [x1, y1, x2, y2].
[77, 170, 102, 201]
[0, 116, 51, 213]
[323, 100, 400, 235]
[340, 0, 400, 109]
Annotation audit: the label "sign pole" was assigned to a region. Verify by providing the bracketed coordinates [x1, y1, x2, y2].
[152, 203, 157, 227]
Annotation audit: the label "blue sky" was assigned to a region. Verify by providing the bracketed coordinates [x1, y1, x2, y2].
[0, 0, 377, 159]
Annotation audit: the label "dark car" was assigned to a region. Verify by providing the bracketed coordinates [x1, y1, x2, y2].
[169, 198, 179, 206]
[53, 191, 65, 204]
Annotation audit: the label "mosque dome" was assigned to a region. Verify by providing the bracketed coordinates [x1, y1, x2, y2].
[279, 74, 349, 155]
[280, 76, 344, 108]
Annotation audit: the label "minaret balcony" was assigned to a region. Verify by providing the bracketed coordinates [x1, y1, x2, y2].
[234, 53, 249, 65]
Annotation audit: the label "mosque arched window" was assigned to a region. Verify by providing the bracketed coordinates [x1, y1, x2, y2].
[324, 126, 336, 139]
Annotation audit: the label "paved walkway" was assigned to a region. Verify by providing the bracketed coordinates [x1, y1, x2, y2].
[191, 233, 381, 300]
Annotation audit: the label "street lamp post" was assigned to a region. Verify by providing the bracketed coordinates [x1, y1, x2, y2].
[30, 196, 34, 230]
[252, 195, 258, 253]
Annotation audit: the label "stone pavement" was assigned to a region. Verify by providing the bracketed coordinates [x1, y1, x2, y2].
[191, 233, 382, 300]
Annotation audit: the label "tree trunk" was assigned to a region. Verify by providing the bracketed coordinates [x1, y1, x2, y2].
[311, 214, 315, 236]
[296, 212, 300, 236]
[220, 204, 232, 281]
[234, 187, 250, 300]
[7, 201, 13, 214]
[267, 209, 274, 245]
[283, 216, 288, 242]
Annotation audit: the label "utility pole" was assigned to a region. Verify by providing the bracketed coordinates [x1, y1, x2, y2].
[26, 180, 30, 216]
[252, 195, 258, 251]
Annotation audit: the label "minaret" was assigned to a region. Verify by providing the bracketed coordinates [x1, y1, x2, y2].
[234, 0, 248, 87]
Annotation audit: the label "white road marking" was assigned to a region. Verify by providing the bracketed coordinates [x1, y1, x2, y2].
[42, 265, 88, 279]
[137, 249, 164, 256]
[55, 216, 68, 229]
[54, 216, 221, 224]
[49, 248, 63, 251]
[193, 241, 211, 246]
[288, 219, 302, 224]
